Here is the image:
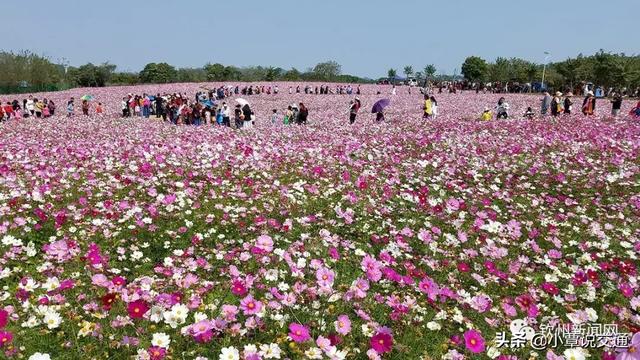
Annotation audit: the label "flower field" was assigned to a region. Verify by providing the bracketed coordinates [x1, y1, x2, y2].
[0, 84, 639, 360]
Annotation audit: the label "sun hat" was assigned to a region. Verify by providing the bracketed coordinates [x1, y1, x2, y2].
[555, 91, 562, 96]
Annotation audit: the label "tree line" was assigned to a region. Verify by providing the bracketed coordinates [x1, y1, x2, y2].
[2, 49, 639, 94]
[460, 50, 640, 91]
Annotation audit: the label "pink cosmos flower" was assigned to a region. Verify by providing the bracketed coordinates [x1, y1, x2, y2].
[361, 255, 382, 282]
[370, 332, 393, 353]
[616, 332, 640, 359]
[254, 234, 274, 253]
[316, 267, 335, 288]
[288, 323, 311, 343]
[464, 329, 486, 353]
[335, 314, 351, 335]
[418, 277, 440, 301]
[240, 295, 263, 316]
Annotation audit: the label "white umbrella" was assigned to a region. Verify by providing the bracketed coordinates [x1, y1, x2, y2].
[236, 98, 249, 107]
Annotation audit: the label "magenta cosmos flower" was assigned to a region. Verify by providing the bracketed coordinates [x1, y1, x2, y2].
[127, 300, 150, 319]
[464, 329, 486, 353]
[288, 323, 311, 343]
[240, 295, 263, 315]
[148, 346, 166, 360]
[231, 280, 248, 297]
[370, 332, 393, 353]
[0, 309, 7, 328]
[0, 330, 13, 348]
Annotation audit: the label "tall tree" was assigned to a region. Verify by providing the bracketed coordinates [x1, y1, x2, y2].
[139, 62, 177, 83]
[403, 66, 414, 79]
[312, 61, 341, 81]
[423, 64, 437, 86]
[387, 68, 397, 84]
[461, 56, 488, 83]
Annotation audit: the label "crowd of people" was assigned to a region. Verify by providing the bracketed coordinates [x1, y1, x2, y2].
[0, 95, 57, 121]
[119, 91, 313, 128]
[477, 90, 640, 120]
[3, 83, 640, 124]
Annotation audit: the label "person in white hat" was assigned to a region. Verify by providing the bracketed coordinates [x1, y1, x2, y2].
[551, 92, 563, 116]
[481, 106, 492, 121]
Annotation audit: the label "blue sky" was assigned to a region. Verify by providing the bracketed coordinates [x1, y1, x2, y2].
[3, 0, 637, 78]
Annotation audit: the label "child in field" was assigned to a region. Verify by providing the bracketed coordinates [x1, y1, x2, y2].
[96, 102, 104, 115]
[270, 109, 278, 124]
[523, 107, 535, 119]
[67, 98, 75, 117]
[480, 107, 492, 121]
[284, 106, 293, 125]
[430, 96, 438, 119]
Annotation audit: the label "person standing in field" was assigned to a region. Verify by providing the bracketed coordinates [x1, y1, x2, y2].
[26, 95, 35, 116]
[222, 102, 231, 127]
[349, 98, 361, 124]
[423, 94, 433, 119]
[67, 98, 75, 117]
[551, 92, 563, 116]
[430, 96, 438, 119]
[284, 105, 293, 125]
[582, 91, 596, 115]
[234, 105, 243, 129]
[540, 92, 551, 115]
[297, 103, 308, 125]
[564, 93, 573, 114]
[610, 92, 622, 117]
[82, 100, 90, 116]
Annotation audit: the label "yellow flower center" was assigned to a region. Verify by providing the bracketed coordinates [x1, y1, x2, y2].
[470, 339, 476, 345]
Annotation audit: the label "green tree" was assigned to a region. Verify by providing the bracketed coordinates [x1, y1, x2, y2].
[423, 64, 437, 86]
[139, 62, 177, 83]
[387, 68, 397, 83]
[110, 72, 139, 85]
[403, 66, 413, 79]
[283, 68, 302, 81]
[203, 63, 227, 81]
[461, 56, 488, 83]
[312, 61, 341, 81]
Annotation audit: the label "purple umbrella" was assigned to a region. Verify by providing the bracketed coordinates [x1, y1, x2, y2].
[371, 98, 390, 113]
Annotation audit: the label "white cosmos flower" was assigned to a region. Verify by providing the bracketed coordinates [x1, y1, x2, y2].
[563, 348, 587, 360]
[219, 347, 240, 360]
[43, 311, 62, 329]
[151, 332, 171, 348]
[28, 353, 51, 360]
[304, 347, 323, 359]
